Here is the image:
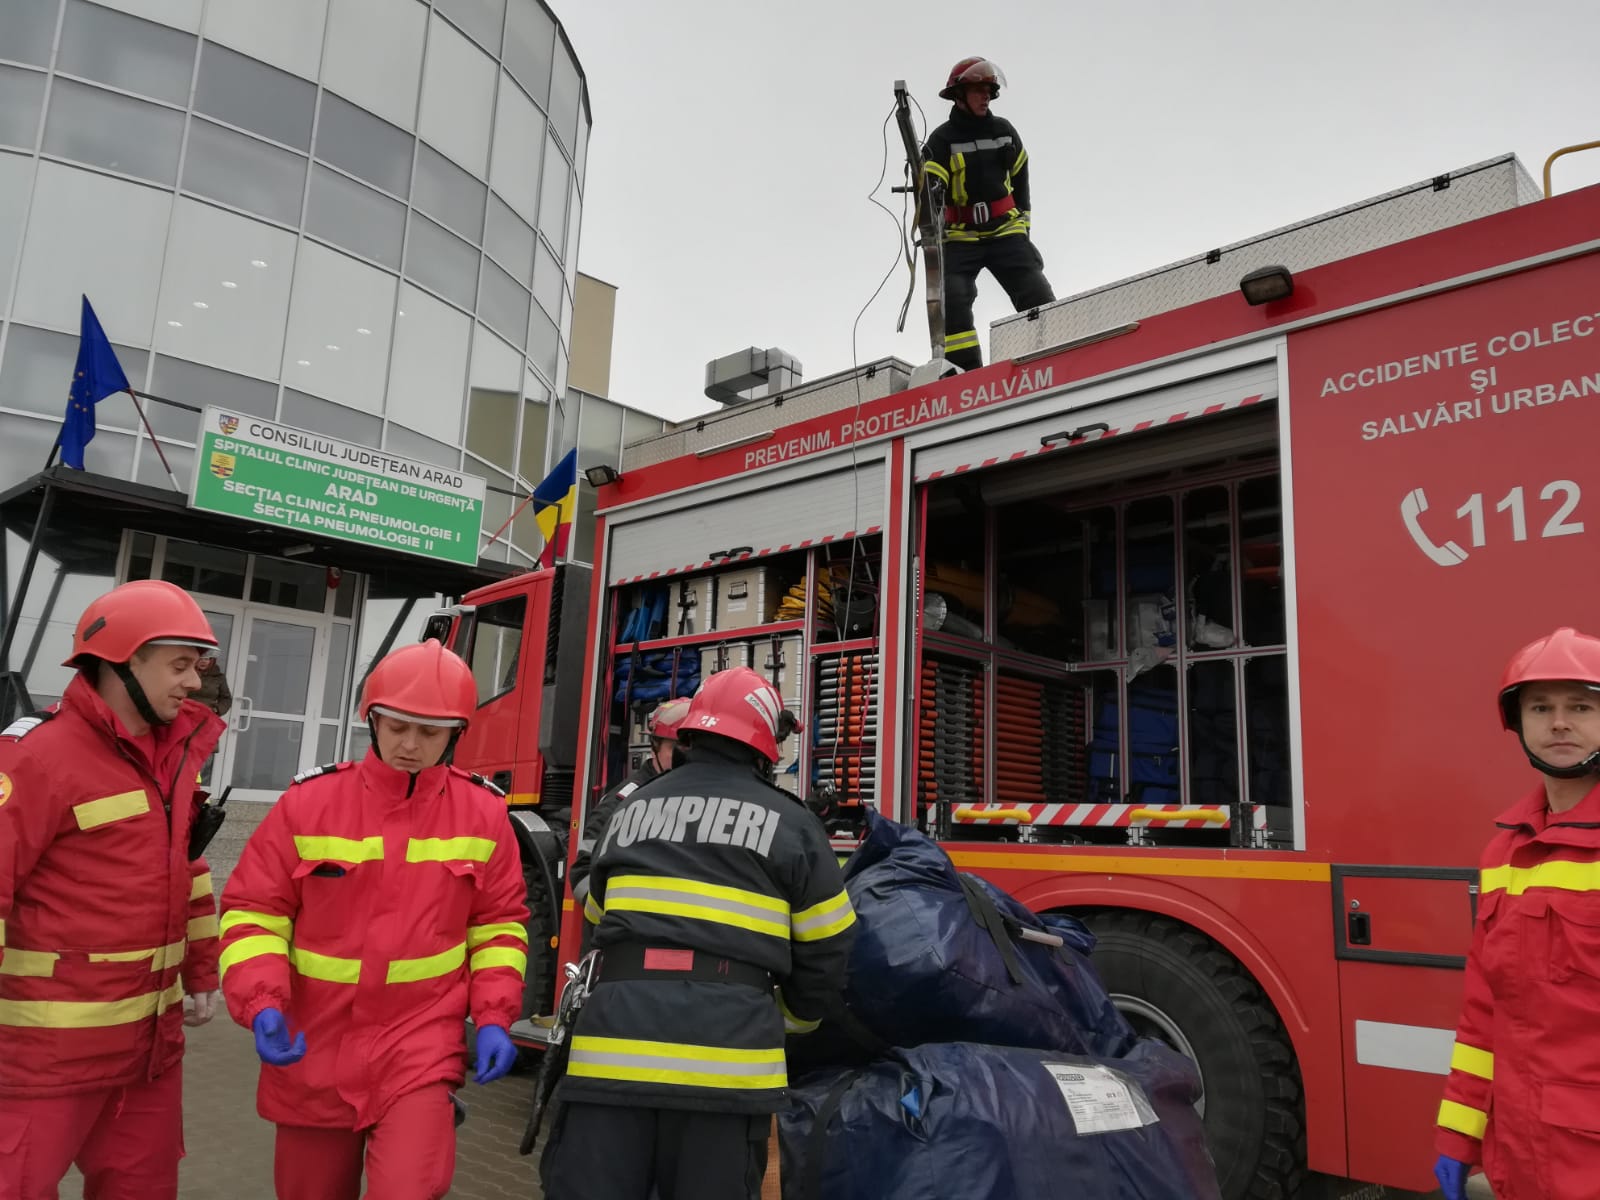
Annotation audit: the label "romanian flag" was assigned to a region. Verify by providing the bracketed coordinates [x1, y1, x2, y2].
[533, 448, 578, 567]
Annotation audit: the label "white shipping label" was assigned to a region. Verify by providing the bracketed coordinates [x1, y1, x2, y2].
[1041, 1063, 1150, 1135]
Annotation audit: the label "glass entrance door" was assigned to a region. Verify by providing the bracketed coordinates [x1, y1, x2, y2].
[223, 612, 329, 803]
[198, 604, 241, 793]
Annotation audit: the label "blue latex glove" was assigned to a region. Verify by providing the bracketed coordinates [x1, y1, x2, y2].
[473, 1024, 518, 1085]
[252, 1007, 307, 1067]
[1433, 1154, 1469, 1200]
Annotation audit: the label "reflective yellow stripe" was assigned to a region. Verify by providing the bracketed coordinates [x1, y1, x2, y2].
[0, 917, 5, 945]
[568, 1035, 787, 1090]
[0, 981, 184, 1028]
[1481, 859, 1600, 895]
[946, 849, 1332, 883]
[467, 922, 529, 949]
[791, 890, 855, 942]
[190, 872, 214, 901]
[219, 934, 288, 977]
[951, 152, 967, 206]
[944, 330, 980, 351]
[603, 875, 790, 939]
[922, 160, 950, 185]
[1451, 1042, 1494, 1081]
[291, 945, 362, 984]
[73, 790, 150, 831]
[1438, 1098, 1488, 1139]
[777, 989, 819, 1035]
[607, 875, 789, 914]
[406, 837, 497, 864]
[386, 942, 465, 983]
[88, 939, 187, 971]
[0, 949, 59, 977]
[188, 915, 218, 941]
[470, 946, 527, 974]
[602, 894, 788, 937]
[294, 835, 384, 863]
[584, 893, 604, 925]
[220, 910, 294, 941]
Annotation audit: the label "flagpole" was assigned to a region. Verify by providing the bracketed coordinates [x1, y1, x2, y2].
[483, 488, 552, 548]
[0, 480, 56, 696]
[4, 435, 64, 707]
[125, 389, 182, 491]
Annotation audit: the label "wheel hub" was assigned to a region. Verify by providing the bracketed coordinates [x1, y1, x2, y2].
[1109, 992, 1206, 1117]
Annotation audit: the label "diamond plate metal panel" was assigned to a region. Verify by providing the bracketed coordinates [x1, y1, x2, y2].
[621, 359, 913, 470]
[993, 155, 1539, 361]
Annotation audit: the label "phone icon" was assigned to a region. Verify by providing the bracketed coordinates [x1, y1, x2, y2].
[1401, 488, 1469, 566]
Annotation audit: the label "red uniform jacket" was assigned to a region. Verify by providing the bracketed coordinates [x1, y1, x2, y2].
[219, 751, 529, 1129]
[0, 675, 224, 1099]
[1437, 781, 1600, 1199]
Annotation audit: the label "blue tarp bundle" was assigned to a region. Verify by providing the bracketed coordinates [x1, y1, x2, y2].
[611, 649, 698, 704]
[779, 1040, 1220, 1200]
[788, 809, 1135, 1074]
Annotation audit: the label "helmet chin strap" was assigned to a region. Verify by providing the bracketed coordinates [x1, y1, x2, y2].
[1520, 735, 1600, 780]
[110, 661, 166, 727]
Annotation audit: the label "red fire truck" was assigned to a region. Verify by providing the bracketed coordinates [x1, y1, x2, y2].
[432, 154, 1600, 1197]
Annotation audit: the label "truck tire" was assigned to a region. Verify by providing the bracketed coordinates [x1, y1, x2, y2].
[521, 860, 561, 1019]
[1081, 910, 1305, 1200]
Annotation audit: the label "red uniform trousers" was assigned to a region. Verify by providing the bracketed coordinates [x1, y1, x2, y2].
[0, 1064, 183, 1200]
[272, 1084, 456, 1200]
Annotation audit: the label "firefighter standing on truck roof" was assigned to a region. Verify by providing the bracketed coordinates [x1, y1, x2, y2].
[0, 580, 225, 1200]
[540, 666, 856, 1200]
[570, 696, 693, 910]
[1435, 627, 1600, 1200]
[922, 56, 1055, 372]
[218, 640, 530, 1200]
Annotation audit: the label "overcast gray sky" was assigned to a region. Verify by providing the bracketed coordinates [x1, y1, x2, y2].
[560, 1, 1600, 422]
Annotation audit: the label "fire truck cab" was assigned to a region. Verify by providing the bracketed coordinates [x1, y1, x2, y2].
[435, 154, 1600, 1198]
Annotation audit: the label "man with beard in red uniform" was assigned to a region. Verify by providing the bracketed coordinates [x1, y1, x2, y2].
[0, 580, 226, 1199]
[220, 639, 529, 1199]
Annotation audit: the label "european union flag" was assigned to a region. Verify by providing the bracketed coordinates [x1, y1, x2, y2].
[59, 295, 131, 470]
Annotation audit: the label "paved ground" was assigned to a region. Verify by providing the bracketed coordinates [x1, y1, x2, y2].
[63, 1019, 546, 1199]
[52, 1021, 1489, 1200]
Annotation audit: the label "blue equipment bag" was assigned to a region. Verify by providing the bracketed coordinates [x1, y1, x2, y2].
[779, 1039, 1221, 1200]
[790, 811, 1134, 1074]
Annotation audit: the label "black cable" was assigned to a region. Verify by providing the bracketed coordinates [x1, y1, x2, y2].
[827, 101, 924, 803]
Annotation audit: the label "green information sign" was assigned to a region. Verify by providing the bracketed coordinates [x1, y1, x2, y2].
[190, 407, 486, 566]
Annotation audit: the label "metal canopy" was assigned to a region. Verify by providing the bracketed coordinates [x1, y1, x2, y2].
[0, 466, 520, 599]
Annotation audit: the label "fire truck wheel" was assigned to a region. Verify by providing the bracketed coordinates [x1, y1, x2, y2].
[1082, 910, 1305, 1200]
[521, 860, 561, 1022]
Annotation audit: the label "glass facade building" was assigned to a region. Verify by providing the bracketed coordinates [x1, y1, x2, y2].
[1, 0, 590, 563]
[0, 0, 644, 791]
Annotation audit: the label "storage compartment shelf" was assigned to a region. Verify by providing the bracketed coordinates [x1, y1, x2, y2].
[615, 620, 806, 653]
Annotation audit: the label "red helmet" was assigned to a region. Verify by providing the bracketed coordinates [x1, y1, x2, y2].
[1497, 627, 1600, 730]
[939, 57, 1006, 101]
[359, 640, 477, 727]
[683, 666, 786, 763]
[648, 697, 693, 742]
[64, 580, 217, 668]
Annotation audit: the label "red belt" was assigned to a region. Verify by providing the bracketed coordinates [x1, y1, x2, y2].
[944, 195, 1017, 225]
